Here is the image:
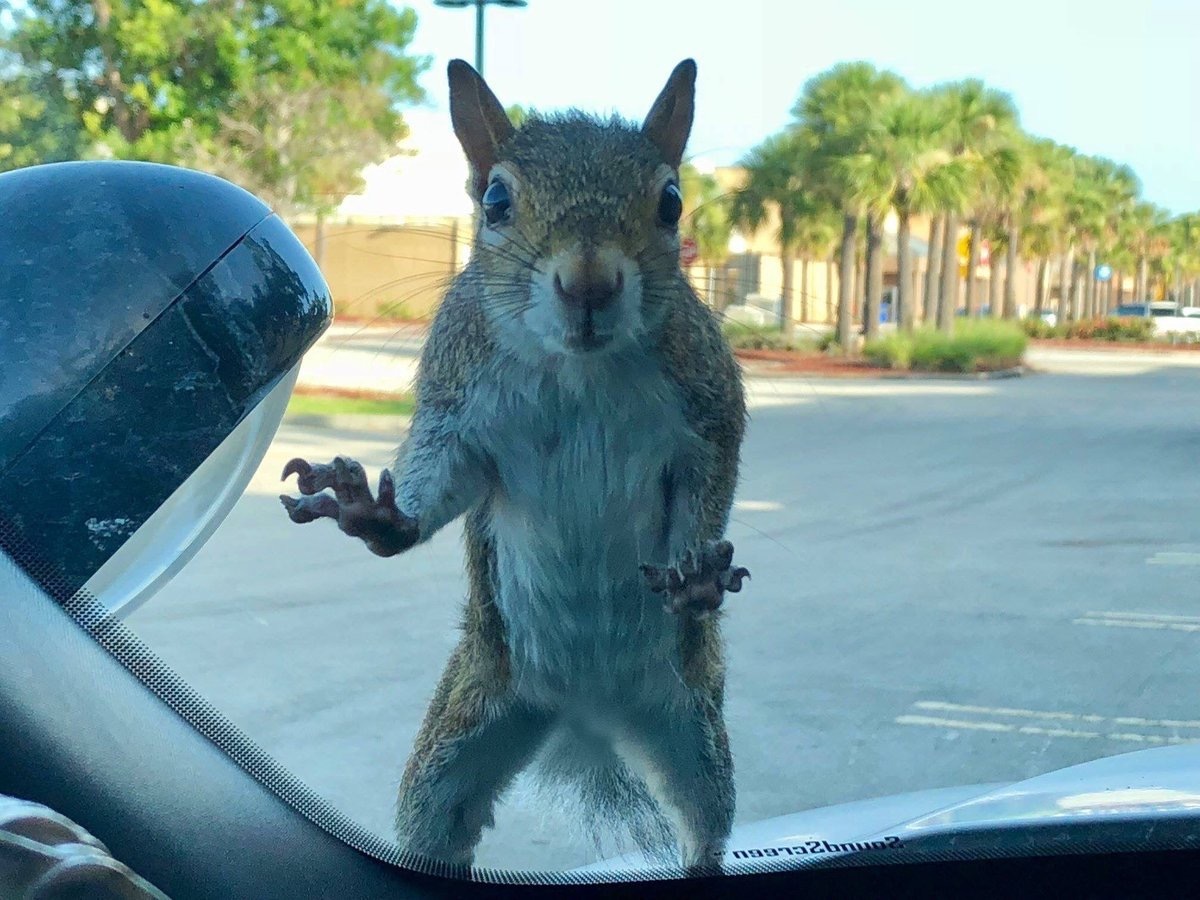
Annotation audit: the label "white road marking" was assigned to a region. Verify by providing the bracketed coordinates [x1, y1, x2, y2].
[1076, 618, 1200, 633]
[1147, 552, 1200, 566]
[1017, 724, 1102, 740]
[897, 701, 1200, 745]
[1075, 610, 1200, 633]
[1085, 611, 1200, 623]
[914, 701, 1105, 723]
[734, 500, 784, 512]
[896, 715, 1012, 733]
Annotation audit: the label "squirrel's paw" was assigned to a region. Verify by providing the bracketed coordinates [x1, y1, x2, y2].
[640, 539, 749, 618]
[280, 456, 419, 558]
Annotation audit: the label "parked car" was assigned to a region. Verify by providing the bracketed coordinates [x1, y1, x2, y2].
[1114, 302, 1200, 339]
[1113, 302, 1177, 318]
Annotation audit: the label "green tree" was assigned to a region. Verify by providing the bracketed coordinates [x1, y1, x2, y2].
[793, 62, 907, 350]
[679, 162, 734, 308]
[838, 89, 970, 331]
[930, 79, 1020, 331]
[0, 62, 83, 171]
[1018, 139, 1071, 314]
[1069, 157, 1137, 317]
[2, 0, 427, 216]
[728, 133, 827, 338]
[1161, 213, 1200, 305]
[505, 104, 533, 128]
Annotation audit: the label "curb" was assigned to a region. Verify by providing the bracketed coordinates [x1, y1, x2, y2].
[737, 361, 1027, 382]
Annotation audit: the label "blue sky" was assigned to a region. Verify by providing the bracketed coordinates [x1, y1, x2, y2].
[404, 0, 1199, 214]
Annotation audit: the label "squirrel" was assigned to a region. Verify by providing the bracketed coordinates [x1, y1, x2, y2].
[280, 58, 749, 871]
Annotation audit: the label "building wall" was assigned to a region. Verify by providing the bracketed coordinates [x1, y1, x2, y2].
[293, 218, 472, 320]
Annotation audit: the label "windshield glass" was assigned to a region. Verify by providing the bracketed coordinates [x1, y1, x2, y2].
[8, 0, 1200, 880]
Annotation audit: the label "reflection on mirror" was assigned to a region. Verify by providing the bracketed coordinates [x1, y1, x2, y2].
[84, 369, 298, 618]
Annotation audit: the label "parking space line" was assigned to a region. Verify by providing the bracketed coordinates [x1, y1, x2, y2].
[1075, 611, 1200, 633]
[897, 700, 1200, 746]
[914, 701, 1104, 723]
[895, 715, 1012, 733]
[1147, 552, 1200, 566]
[1085, 611, 1200, 623]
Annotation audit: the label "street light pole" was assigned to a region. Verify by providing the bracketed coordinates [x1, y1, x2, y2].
[475, 0, 485, 74]
[434, 0, 528, 78]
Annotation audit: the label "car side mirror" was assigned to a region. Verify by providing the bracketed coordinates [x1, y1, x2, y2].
[0, 161, 332, 615]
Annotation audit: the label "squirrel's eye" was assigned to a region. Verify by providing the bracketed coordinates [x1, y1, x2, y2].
[482, 179, 512, 227]
[658, 182, 683, 228]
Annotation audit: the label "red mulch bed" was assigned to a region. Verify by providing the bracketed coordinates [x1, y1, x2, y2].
[734, 349, 890, 377]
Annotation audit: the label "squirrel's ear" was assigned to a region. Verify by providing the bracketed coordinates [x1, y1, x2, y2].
[641, 59, 696, 169]
[448, 59, 515, 198]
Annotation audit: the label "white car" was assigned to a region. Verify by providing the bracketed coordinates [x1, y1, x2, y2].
[1114, 303, 1200, 340]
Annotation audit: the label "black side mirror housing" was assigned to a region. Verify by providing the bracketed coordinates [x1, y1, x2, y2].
[0, 161, 332, 605]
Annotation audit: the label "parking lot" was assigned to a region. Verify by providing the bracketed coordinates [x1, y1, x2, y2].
[130, 347, 1200, 870]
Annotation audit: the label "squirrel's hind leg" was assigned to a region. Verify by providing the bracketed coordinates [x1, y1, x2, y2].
[613, 695, 734, 871]
[395, 641, 552, 868]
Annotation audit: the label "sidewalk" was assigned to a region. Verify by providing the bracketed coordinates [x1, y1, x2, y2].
[295, 321, 1200, 399]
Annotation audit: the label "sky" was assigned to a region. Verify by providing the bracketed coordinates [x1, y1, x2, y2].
[401, 0, 1200, 215]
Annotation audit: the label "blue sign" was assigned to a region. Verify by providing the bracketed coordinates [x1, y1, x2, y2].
[1095, 264, 1113, 282]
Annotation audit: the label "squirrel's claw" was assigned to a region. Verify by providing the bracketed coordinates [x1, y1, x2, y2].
[641, 539, 748, 619]
[280, 493, 339, 524]
[280, 456, 418, 558]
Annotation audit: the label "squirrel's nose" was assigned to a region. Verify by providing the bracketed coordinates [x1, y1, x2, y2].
[553, 260, 624, 312]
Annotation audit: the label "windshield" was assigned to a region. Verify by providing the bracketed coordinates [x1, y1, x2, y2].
[7, 0, 1200, 882]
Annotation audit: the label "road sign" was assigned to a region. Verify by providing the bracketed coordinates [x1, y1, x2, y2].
[680, 236, 699, 267]
[1095, 264, 1113, 282]
[957, 234, 990, 269]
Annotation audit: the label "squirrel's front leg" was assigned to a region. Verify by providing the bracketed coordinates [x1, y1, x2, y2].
[280, 457, 418, 557]
[280, 417, 490, 557]
[642, 539, 749, 617]
[640, 464, 749, 618]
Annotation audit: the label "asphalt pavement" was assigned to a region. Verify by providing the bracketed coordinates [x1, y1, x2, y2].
[128, 344, 1200, 871]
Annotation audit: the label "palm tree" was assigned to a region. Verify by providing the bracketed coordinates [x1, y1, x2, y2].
[1123, 201, 1169, 303]
[792, 62, 907, 350]
[966, 136, 1024, 318]
[793, 209, 841, 324]
[680, 162, 733, 309]
[923, 215, 944, 325]
[1162, 214, 1200, 305]
[727, 132, 825, 338]
[1063, 155, 1119, 319]
[1019, 139, 1070, 315]
[837, 89, 970, 331]
[929, 80, 1020, 331]
[1091, 159, 1139, 315]
[998, 138, 1037, 319]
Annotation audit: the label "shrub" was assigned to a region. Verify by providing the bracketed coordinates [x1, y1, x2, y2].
[910, 329, 975, 371]
[863, 320, 1027, 373]
[1020, 318, 1056, 339]
[722, 322, 823, 352]
[952, 319, 1028, 368]
[862, 333, 912, 369]
[1098, 317, 1155, 342]
[1024, 316, 1156, 342]
[376, 300, 412, 320]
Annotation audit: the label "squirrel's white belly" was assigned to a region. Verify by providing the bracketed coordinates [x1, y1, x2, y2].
[478, 357, 694, 709]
